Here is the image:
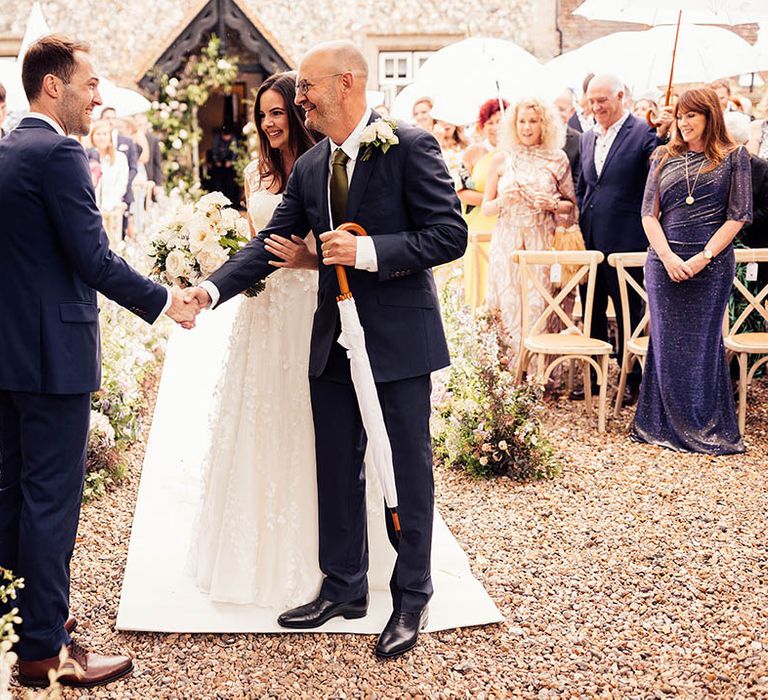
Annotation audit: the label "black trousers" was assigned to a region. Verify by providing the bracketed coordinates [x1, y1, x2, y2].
[309, 352, 434, 613]
[0, 391, 90, 660]
[581, 259, 644, 388]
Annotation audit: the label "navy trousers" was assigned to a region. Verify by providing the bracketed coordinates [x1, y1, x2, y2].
[310, 347, 434, 613]
[0, 391, 90, 660]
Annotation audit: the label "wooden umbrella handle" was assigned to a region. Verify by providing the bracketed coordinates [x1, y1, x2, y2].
[334, 222, 368, 300]
[646, 10, 683, 129]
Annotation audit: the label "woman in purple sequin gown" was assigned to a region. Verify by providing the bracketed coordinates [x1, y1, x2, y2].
[633, 88, 753, 454]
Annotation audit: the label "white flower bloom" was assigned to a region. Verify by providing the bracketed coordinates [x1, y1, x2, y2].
[375, 120, 395, 141]
[169, 161, 180, 171]
[187, 215, 218, 253]
[196, 246, 229, 276]
[198, 191, 231, 211]
[235, 216, 250, 238]
[166, 85, 177, 98]
[360, 123, 378, 143]
[169, 77, 179, 87]
[165, 249, 191, 280]
[220, 207, 240, 230]
[89, 410, 116, 444]
[172, 138, 183, 150]
[217, 59, 231, 70]
[173, 202, 196, 225]
[178, 129, 189, 139]
[169, 100, 180, 110]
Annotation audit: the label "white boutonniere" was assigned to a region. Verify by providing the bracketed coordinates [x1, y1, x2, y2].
[359, 118, 399, 161]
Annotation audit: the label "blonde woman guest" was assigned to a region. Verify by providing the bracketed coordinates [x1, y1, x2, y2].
[483, 97, 576, 370]
[459, 97, 508, 307]
[412, 96, 434, 131]
[88, 119, 128, 245]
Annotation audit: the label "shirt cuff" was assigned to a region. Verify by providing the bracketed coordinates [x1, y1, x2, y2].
[199, 280, 220, 309]
[354, 236, 378, 272]
[155, 287, 173, 324]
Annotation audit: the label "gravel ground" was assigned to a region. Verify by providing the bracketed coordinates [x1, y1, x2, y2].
[10, 376, 768, 698]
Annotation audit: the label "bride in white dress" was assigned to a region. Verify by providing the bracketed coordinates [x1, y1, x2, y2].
[189, 72, 393, 608]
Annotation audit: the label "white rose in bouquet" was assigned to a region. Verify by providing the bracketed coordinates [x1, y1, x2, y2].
[235, 216, 251, 238]
[187, 214, 219, 254]
[196, 245, 229, 276]
[220, 207, 240, 230]
[198, 191, 232, 211]
[165, 249, 192, 281]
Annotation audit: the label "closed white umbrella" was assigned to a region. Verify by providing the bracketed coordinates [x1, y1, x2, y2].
[334, 223, 401, 537]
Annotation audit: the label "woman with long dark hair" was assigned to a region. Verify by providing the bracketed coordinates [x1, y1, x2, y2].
[633, 87, 753, 454]
[185, 71, 406, 608]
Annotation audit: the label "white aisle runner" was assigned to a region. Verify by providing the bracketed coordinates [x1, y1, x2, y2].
[117, 301, 503, 633]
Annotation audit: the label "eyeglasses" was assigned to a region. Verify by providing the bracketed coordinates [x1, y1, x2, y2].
[295, 73, 345, 96]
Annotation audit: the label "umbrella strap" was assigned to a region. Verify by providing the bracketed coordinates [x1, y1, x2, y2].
[335, 222, 368, 301]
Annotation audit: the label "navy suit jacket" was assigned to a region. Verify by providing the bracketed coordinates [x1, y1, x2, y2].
[116, 134, 138, 206]
[576, 114, 659, 253]
[208, 113, 468, 383]
[0, 118, 167, 394]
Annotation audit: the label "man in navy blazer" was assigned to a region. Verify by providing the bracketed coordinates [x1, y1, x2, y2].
[0, 36, 197, 688]
[188, 41, 467, 659]
[576, 74, 669, 403]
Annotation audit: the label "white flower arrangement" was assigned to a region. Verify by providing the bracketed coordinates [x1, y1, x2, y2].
[148, 191, 262, 296]
[359, 118, 399, 161]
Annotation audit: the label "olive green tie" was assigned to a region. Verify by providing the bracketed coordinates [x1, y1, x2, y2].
[330, 147, 350, 228]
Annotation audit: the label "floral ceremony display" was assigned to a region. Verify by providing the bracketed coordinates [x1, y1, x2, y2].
[431, 270, 558, 481]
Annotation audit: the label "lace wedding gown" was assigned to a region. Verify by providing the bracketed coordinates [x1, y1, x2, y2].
[189, 172, 393, 608]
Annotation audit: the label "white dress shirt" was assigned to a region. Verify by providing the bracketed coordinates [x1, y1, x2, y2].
[26, 112, 172, 320]
[202, 108, 379, 309]
[593, 110, 630, 177]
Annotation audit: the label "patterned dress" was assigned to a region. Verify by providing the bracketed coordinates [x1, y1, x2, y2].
[485, 145, 577, 369]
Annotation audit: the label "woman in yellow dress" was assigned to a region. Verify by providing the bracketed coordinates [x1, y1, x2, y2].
[458, 98, 508, 307]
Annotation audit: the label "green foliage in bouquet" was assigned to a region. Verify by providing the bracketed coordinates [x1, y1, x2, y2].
[431, 273, 559, 481]
[0, 567, 23, 698]
[147, 35, 239, 194]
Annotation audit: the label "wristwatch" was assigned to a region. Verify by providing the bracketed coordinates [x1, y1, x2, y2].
[703, 248, 714, 261]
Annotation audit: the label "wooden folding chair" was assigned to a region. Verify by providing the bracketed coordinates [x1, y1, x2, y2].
[513, 250, 613, 432]
[724, 248, 768, 435]
[608, 252, 649, 416]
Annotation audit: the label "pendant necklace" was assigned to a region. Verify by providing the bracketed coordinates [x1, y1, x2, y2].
[683, 151, 705, 205]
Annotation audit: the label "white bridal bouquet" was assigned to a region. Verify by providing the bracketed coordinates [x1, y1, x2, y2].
[148, 191, 264, 296]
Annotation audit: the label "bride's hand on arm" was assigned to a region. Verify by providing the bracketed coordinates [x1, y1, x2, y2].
[265, 234, 318, 270]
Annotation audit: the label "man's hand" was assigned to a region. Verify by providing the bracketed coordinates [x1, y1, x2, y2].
[656, 105, 674, 139]
[184, 286, 212, 309]
[165, 287, 201, 329]
[265, 234, 318, 270]
[319, 229, 357, 266]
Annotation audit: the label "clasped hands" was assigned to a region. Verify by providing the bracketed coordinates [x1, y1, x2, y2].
[661, 251, 708, 283]
[165, 287, 203, 329]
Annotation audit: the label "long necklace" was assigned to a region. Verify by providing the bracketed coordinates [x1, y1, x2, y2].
[683, 151, 705, 205]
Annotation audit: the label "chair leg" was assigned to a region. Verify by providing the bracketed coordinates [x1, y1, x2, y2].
[567, 358, 574, 393]
[583, 363, 593, 414]
[515, 349, 528, 385]
[598, 355, 609, 433]
[738, 352, 748, 435]
[614, 354, 630, 418]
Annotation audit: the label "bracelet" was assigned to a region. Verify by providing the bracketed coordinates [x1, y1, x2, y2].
[551, 197, 559, 212]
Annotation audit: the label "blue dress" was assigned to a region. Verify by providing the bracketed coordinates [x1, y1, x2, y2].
[633, 147, 753, 454]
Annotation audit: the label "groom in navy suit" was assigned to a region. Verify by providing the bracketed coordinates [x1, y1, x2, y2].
[0, 35, 197, 688]
[188, 41, 467, 658]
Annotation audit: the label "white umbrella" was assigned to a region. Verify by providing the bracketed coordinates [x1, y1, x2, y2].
[544, 24, 768, 94]
[334, 223, 401, 537]
[18, 2, 50, 63]
[390, 82, 429, 123]
[98, 77, 151, 117]
[574, 0, 768, 26]
[413, 37, 547, 125]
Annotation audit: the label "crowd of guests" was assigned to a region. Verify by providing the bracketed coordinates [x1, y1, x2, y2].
[406, 75, 768, 456]
[0, 83, 164, 244]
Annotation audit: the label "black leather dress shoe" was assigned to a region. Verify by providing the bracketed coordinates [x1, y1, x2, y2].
[277, 595, 368, 629]
[375, 607, 428, 659]
[622, 384, 640, 407]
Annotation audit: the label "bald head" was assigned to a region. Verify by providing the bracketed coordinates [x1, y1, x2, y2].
[295, 40, 369, 143]
[587, 73, 626, 129]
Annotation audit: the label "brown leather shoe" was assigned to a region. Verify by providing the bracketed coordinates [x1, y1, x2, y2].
[64, 616, 77, 634]
[18, 641, 133, 688]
